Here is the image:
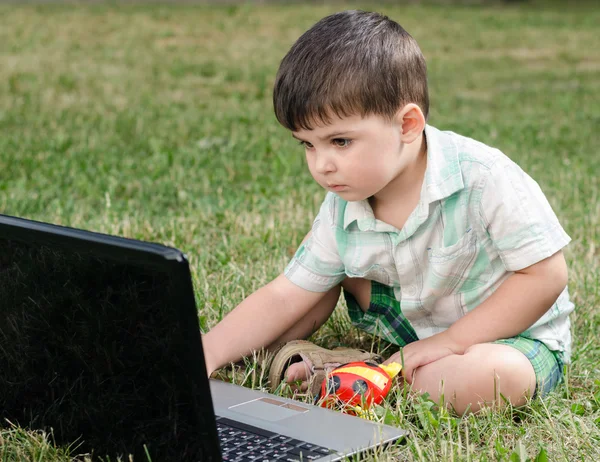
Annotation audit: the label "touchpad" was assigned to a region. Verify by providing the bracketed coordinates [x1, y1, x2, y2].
[229, 397, 309, 422]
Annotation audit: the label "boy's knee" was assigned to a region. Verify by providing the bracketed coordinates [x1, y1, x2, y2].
[412, 344, 536, 413]
[459, 344, 536, 399]
[464, 343, 536, 394]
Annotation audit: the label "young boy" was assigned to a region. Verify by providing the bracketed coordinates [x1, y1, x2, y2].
[202, 10, 573, 414]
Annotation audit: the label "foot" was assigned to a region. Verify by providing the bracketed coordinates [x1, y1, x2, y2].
[267, 340, 383, 395]
[283, 360, 313, 392]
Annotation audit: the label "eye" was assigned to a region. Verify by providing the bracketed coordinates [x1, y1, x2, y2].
[332, 138, 351, 148]
[298, 140, 314, 149]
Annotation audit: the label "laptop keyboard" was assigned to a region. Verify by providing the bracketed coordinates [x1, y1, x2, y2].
[216, 417, 338, 462]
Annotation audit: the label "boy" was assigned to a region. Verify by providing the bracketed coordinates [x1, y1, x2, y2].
[203, 10, 573, 414]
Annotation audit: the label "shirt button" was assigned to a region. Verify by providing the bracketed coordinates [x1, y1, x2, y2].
[404, 284, 417, 296]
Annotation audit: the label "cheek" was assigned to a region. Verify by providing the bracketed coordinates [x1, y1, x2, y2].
[350, 150, 388, 178]
[357, 164, 387, 183]
[305, 153, 316, 173]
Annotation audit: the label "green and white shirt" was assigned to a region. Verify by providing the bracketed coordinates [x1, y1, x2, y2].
[285, 125, 574, 361]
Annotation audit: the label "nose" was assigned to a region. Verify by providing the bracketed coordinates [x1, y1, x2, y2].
[314, 150, 336, 174]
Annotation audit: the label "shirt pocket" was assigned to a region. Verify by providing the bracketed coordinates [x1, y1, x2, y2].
[425, 230, 490, 295]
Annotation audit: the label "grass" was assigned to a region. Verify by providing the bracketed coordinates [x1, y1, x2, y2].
[0, 1, 599, 460]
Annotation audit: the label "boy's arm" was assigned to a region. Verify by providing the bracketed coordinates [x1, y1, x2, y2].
[202, 273, 328, 376]
[387, 250, 568, 382]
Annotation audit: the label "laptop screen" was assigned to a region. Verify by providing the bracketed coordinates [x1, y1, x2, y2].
[0, 220, 219, 461]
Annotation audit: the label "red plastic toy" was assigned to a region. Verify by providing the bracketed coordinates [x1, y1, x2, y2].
[315, 361, 402, 415]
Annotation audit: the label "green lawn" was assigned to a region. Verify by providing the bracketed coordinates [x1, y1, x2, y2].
[1, 1, 599, 460]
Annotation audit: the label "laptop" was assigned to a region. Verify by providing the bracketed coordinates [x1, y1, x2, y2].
[0, 213, 406, 461]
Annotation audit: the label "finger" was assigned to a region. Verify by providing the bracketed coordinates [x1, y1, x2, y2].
[402, 365, 413, 385]
[382, 354, 398, 366]
[401, 355, 420, 385]
[383, 349, 405, 366]
[287, 381, 309, 393]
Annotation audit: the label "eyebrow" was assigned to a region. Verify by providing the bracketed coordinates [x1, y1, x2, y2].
[292, 131, 357, 142]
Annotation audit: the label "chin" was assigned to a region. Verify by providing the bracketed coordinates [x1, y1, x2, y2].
[334, 190, 368, 202]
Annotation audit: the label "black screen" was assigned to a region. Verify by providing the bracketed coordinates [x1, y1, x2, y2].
[0, 227, 218, 461]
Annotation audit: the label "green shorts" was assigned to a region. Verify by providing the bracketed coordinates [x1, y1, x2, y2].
[344, 281, 564, 398]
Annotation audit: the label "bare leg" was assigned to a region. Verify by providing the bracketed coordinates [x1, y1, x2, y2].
[411, 343, 537, 414]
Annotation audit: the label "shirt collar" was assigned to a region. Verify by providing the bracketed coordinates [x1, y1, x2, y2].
[343, 124, 464, 231]
[421, 124, 464, 204]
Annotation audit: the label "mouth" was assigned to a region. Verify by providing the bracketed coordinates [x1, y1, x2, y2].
[327, 184, 347, 192]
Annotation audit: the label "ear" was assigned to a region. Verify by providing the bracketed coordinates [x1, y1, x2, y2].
[394, 104, 426, 143]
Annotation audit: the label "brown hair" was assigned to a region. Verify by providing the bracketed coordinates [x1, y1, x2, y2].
[273, 10, 429, 131]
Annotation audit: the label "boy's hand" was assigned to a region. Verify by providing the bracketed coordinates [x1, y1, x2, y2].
[383, 331, 465, 385]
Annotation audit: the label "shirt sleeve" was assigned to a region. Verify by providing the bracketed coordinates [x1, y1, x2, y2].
[479, 159, 570, 272]
[284, 193, 346, 292]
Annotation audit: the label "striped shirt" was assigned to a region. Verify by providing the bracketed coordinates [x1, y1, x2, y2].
[285, 125, 574, 361]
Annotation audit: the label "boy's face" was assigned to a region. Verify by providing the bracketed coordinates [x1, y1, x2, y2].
[292, 113, 419, 202]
